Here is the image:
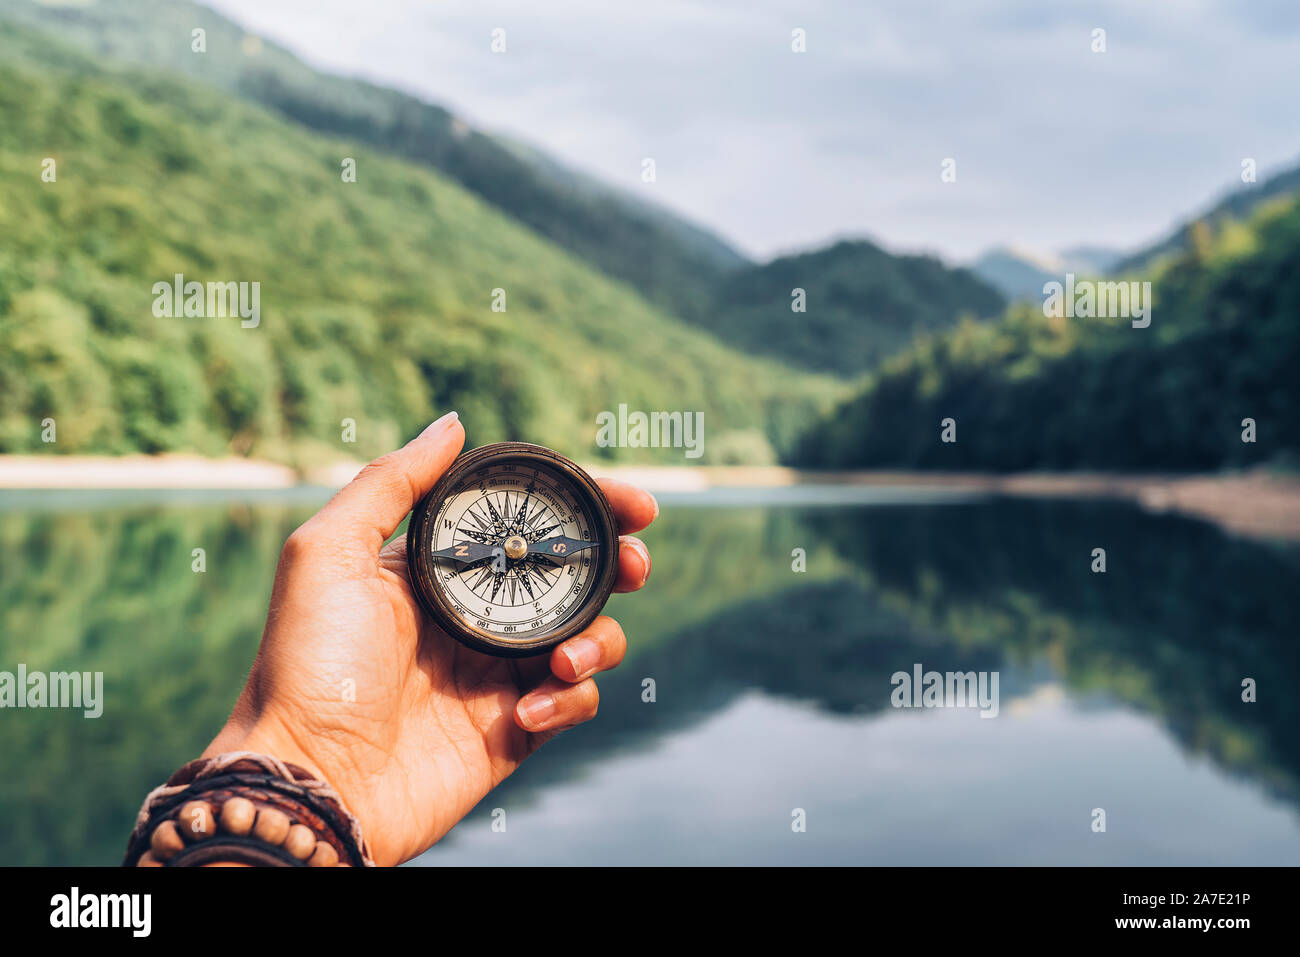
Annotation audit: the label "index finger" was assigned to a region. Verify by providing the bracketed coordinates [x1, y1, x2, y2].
[596, 478, 658, 534]
[300, 411, 465, 554]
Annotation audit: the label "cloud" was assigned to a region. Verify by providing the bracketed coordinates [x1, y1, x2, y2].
[206, 0, 1300, 262]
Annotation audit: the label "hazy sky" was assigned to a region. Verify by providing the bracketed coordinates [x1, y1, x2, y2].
[207, 0, 1300, 264]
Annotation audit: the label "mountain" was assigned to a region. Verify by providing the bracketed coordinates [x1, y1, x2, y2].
[704, 240, 1006, 377]
[0, 0, 749, 323]
[2, 1, 1029, 382]
[1113, 161, 1300, 273]
[972, 163, 1300, 303]
[0, 19, 839, 464]
[969, 246, 1060, 303]
[971, 244, 1126, 302]
[1059, 245, 1125, 275]
[793, 193, 1300, 471]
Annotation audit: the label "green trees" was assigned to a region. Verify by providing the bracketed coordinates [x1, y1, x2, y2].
[0, 26, 837, 465]
[0, 0, 749, 324]
[794, 199, 1300, 471]
[705, 240, 1006, 376]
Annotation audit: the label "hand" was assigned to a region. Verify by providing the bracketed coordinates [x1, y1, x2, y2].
[201, 412, 656, 866]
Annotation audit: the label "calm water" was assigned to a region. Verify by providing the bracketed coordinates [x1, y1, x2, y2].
[2, 487, 1298, 866]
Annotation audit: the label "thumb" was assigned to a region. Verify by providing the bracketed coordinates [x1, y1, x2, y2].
[303, 411, 465, 555]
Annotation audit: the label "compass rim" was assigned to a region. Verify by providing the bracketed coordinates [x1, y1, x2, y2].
[407, 442, 621, 658]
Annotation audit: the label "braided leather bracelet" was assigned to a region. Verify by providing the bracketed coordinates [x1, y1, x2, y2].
[123, 752, 375, 867]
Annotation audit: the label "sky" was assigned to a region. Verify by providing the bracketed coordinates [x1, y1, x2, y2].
[205, 0, 1300, 265]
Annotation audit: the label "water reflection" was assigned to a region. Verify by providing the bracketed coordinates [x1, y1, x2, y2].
[1, 490, 1296, 865]
[426, 496, 1300, 864]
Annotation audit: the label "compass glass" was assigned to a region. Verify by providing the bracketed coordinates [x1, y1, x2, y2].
[407, 443, 620, 656]
[429, 461, 599, 641]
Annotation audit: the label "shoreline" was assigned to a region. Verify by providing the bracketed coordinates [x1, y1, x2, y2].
[2, 455, 1298, 543]
[594, 465, 1300, 541]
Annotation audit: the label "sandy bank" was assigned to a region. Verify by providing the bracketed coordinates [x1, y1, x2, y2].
[0, 454, 300, 489]
[2, 455, 1298, 543]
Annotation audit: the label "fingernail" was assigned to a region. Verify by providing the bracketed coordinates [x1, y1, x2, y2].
[517, 694, 557, 731]
[562, 637, 602, 679]
[649, 492, 660, 522]
[420, 411, 458, 437]
[626, 537, 651, 586]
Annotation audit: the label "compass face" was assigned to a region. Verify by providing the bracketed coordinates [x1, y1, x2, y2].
[407, 443, 619, 657]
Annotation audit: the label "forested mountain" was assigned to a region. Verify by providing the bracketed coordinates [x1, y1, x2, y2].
[0, 20, 838, 465]
[0, 0, 749, 323]
[8, 1, 1289, 473]
[705, 240, 1005, 376]
[0, 0, 1020, 383]
[794, 195, 1300, 470]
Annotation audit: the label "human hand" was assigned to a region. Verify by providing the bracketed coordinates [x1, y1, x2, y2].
[202, 412, 656, 865]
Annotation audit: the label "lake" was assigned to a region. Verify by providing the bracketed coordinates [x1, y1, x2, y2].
[2, 487, 1298, 866]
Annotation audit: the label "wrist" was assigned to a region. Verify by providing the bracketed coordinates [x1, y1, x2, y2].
[204, 714, 335, 800]
[202, 710, 387, 860]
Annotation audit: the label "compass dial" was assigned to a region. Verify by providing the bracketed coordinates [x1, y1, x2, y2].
[407, 443, 619, 657]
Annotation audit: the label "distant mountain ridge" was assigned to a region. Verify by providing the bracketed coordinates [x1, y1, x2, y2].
[971, 244, 1126, 302]
[971, 161, 1300, 301]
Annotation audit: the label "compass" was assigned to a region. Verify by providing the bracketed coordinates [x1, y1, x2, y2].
[406, 442, 620, 657]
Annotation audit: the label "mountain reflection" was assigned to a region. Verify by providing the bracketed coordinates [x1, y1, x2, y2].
[1, 491, 1296, 865]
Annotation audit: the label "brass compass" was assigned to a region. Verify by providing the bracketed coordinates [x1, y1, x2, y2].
[406, 442, 619, 657]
